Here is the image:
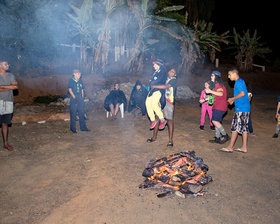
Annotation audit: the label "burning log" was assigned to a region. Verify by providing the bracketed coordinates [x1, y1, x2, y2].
[139, 151, 212, 198]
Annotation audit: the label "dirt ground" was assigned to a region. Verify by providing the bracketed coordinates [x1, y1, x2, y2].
[0, 69, 280, 224]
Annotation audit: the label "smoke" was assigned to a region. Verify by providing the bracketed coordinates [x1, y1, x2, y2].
[0, 0, 200, 77]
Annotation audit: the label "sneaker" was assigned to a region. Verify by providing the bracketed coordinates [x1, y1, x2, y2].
[220, 134, 230, 143]
[159, 120, 167, 130]
[81, 128, 90, 132]
[200, 125, 204, 130]
[209, 137, 220, 144]
[210, 125, 215, 130]
[272, 133, 278, 138]
[150, 120, 159, 129]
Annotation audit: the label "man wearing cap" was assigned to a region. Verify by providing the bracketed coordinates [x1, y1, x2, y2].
[205, 70, 230, 144]
[145, 59, 167, 130]
[0, 60, 18, 151]
[220, 68, 250, 153]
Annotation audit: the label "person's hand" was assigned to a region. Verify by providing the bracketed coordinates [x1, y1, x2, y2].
[228, 97, 234, 105]
[276, 113, 279, 119]
[84, 98, 89, 102]
[151, 86, 155, 89]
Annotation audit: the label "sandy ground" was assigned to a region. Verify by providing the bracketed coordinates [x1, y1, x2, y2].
[1, 85, 280, 224]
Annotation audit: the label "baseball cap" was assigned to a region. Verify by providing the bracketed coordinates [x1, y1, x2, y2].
[212, 70, 221, 77]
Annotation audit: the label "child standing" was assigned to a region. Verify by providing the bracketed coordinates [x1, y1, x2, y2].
[68, 69, 90, 133]
[272, 96, 280, 138]
[199, 81, 214, 130]
[145, 59, 167, 130]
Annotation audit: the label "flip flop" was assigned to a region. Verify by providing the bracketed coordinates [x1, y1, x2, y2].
[233, 148, 247, 153]
[218, 147, 233, 153]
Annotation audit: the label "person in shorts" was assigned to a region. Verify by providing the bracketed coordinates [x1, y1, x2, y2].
[272, 96, 280, 138]
[205, 71, 230, 144]
[147, 68, 177, 146]
[220, 68, 250, 153]
[0, 60, 18, 150]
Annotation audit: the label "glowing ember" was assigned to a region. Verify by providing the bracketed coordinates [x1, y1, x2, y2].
[139, 151, 212, 198]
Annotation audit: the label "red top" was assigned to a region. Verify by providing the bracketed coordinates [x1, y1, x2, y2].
[213, 83, 227, 111]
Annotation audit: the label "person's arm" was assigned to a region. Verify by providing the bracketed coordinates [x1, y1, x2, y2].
[68, 88, 75, 99]
[151, 84, 170, 90]
[228, 91, 245, 105]
[276, 102, 280, 118]
[205, 87, 223, 97]
[0, 81, 18, 92]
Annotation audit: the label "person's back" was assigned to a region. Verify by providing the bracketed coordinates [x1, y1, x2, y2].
[234, 77, 250, 112]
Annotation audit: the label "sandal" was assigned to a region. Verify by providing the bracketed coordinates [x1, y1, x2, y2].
[167, 142, 173, 147]
[147, 138, 156, 143]
[4, 145, 13, 151]
[218, 147, 233, 153]
[233, 148, 247, 153]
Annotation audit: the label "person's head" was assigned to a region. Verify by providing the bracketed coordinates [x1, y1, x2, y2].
[135, 80, 142, 90]
[204, 81, 210, 89]
[211, 70, 221, 82]
[73, 69, 81, 80]
[152, 59, 164, 71]
[228, 68, 239, 81]
[0, 60, 9, 71]
[114, 83, 120, 90]
[168, 68, 176, 77]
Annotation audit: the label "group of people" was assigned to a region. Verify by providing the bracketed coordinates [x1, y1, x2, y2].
[102, 59, 177, 147]
[0, 58, 279, 152]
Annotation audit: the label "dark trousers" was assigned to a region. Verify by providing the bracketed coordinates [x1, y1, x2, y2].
[248, 113, 253, 133]
[136, 102, 147, 116]
[70, 97, 87, 132]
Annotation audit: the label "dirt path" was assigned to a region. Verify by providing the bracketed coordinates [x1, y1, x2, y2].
[0, 93, 280, 224]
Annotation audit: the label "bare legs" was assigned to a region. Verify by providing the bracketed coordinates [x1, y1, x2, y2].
[109, 103, 120, 119]
[223, 131, 248, 153]
[150, 116, 174, 145]
[1, 123, 9, 147]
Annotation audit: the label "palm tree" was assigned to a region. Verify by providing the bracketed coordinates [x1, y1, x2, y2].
[231, 28, 271, 71]
[125, 0, 184, 73]
[67, 0, 95, 73]
[94, 0, 125, 73]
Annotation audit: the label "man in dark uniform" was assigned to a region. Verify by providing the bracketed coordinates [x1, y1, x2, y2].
[68, 69, 90, 133]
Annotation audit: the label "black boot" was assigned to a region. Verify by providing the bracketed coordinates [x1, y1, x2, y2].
[209, 137, 220, 143]
[220, 134, 230, 143]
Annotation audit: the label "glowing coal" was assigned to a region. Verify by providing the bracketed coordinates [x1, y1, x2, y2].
[139, 151, 212, 198]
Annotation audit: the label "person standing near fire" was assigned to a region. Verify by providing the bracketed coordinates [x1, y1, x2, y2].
[0, 59, 18, 150]
[219, 68, 250, 153]
[206, 70, 230, 144]
[68, 69, 90, 133]
[145, 59, 167, 130]
[147, 68, 177, 146]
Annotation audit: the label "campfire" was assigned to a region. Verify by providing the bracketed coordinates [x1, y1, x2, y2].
[139, 151, 212, 198]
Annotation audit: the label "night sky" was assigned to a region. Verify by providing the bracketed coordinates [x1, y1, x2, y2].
[212, 1, 279, 59]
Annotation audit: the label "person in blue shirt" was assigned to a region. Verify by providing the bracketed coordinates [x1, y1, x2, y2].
[272, 96, 280, 138]
[68, 69, 90, 133]
[219, 68, 250, 153]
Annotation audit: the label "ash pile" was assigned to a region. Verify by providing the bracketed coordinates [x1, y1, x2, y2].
[139, 151, 212, 198]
